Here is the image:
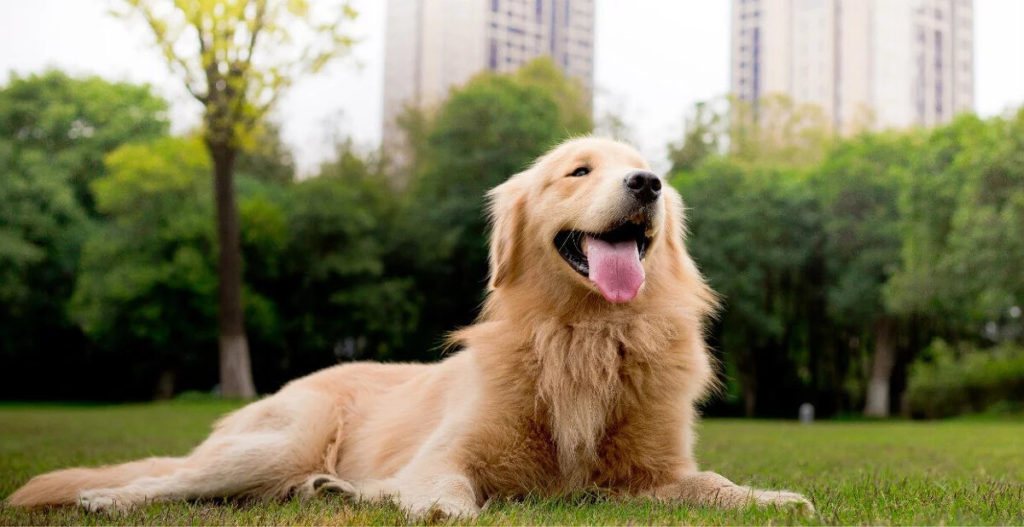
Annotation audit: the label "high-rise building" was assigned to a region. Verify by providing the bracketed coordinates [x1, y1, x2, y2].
[731, 0, 974, 134]
[382, 0, 595, 154]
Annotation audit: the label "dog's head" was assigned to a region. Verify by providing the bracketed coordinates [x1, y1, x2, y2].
[486, 137, 699, 308]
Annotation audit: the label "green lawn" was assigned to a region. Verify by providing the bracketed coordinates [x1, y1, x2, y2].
[0, 401, 1021, 525]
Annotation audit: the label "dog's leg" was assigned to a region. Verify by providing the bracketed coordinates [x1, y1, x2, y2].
[78, 389, 350, 513]
[78, 430, 304, 512]
[80, 467, 360, 513]
[78, 469, 223, 513]
[644, 471, 814, 513]
[344, 440, 479, 520]
[351, 472, 479, 521]
[291, 474, 357, 500]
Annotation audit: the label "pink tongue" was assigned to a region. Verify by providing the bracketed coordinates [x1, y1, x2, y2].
[585, 235, 645, 303]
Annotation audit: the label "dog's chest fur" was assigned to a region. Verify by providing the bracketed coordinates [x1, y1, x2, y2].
[462, 317, 701, 498]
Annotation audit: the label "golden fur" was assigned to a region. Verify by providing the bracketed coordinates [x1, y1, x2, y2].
[8, 137, 812, 518]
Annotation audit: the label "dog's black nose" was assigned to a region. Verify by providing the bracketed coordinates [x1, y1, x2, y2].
[624, 171, 662, 204]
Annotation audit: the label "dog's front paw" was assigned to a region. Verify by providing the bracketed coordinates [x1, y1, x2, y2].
[752, 489, 815, 514]
[79, 489, 133, 513]
[294, 474, 357, 500]
[404, 495, 481, 523]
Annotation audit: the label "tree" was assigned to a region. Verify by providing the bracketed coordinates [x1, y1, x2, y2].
[888, 111, 1024, 339]
[280, 141, 419, 370]
[671, 161, 823, 416]
[936, 110, 1024, 327]
[813, 133, 912, 416]
[729, 94, 834, 168]
[70, 136, 292, 398]
[668, 100, 726, 173]
[391, 58, 593, 354]
[70, 137, 218, 398]
[0, 70, 169, 212]
[236, 122, 296, 184]
[398, 58, 592, 354]
[116, 0, 358, 397]
[0, 72, 168, 399]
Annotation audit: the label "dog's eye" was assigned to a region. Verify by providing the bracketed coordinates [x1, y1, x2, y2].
[568, 166, 591, 178]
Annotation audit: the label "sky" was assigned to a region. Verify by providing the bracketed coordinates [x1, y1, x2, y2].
[1, 0, 1022, 175]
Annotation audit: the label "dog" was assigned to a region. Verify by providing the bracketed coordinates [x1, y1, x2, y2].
[8, 137, 813, 518]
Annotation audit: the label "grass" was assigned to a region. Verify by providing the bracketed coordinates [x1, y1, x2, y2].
[0, 401, 1022, 525]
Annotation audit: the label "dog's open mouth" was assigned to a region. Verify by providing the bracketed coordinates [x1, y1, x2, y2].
[554, 218, 651, 303]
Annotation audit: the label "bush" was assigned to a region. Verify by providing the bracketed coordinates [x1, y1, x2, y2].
[905, 340, 1024, 418]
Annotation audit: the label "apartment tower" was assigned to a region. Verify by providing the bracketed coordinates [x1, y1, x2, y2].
[383, 0, 595, 153]
[731, 0, 974, 133]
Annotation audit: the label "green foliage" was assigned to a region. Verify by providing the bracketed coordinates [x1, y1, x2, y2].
[117, 0, 362, 398]
[398, 58, 592, 352]
[667, 100, 724, 173]
[63, 134, 420, 393]
[813, 133, 909, 326]
[905, 340, 1024, 418]
[0, 141, 85, 311]
[235, 122, 296, 184]
[884, 115, 985, 320]
[0, 72, 169, 399]
[0, 70, 168, 310]
[3, 61, 591, 398]
[71, 137, 217, 349]
[673, 160, 824, 415]
[68, 137, 294, 395]
[277, 143, 418, 367]
[5, 63, 1022, 418]
[115, 0, 357, 149]
[728, 94, 835, 168]
[69, 137, 220, 393]
[887, 110, 1024, 328]
[671, 100, 1024, 418]
[0, 70, 169, 211]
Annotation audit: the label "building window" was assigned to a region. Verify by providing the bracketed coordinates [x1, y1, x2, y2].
[752, 27, 760, 99]
[489, 39, 497, 69]
[492, 0, 499, 12]
[549, 4, 556, 54]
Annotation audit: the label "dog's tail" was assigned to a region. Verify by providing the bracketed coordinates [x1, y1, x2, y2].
[6, 456, 186, 507]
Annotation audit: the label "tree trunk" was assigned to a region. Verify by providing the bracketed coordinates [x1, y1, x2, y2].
[863, 317, 896, 417]
[743, 381, 757, 418]
[153, 368, 175, 400]
[210, 143, 256, 399]
[741, 363, 757, 417]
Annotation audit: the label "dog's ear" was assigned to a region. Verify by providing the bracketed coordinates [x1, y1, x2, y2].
[486, 176, 528, 290]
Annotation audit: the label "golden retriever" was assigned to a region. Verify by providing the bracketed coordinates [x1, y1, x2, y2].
[8, 137, 812, 518]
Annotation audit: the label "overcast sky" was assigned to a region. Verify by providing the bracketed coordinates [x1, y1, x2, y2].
[1, 0, 1022, 174]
